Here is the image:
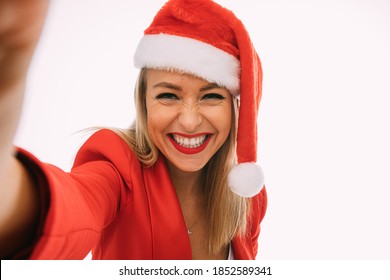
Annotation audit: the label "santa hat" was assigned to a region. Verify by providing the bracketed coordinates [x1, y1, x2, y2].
[134, 0, 264, 197]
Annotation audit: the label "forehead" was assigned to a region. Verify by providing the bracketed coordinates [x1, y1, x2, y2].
[145, 68, 224, 89]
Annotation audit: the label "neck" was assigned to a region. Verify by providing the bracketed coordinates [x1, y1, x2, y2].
[166, 161, 203, 203]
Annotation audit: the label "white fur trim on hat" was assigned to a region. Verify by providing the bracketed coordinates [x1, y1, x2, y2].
[134, 34, 241, 95]
[228, 162, 264, 198]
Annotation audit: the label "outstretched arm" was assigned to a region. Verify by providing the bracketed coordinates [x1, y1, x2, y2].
[0, 0, 49, 258]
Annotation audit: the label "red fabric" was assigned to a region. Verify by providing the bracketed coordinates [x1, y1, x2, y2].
[15, 129, 267, 259]
[145, 0, 239, 58]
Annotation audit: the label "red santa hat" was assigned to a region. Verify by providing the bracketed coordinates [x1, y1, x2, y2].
[134, 0, 264, 197]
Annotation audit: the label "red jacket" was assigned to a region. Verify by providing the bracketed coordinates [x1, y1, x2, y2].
[15, 129, 267, 259]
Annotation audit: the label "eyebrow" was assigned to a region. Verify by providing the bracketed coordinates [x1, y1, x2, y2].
[153, 82, 182, 91]
[199, 83, 223, 92]
[153, 82, 222, 92]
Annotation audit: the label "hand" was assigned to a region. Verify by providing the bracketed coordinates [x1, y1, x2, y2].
[0, 0, 49, 181]
[0, 0, 49, 165]
[0, 0, 49, 89]
[0, 1, 49, 258]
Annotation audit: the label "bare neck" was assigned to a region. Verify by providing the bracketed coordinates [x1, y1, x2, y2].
[166, 162, 203, 204]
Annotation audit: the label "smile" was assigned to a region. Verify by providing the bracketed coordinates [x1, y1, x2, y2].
[172, 134, 207, 148]
[168, 133, 212, 154]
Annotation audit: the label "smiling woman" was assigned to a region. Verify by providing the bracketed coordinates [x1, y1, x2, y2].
[126, 69, 239, 258]
[0, 0, 267, 260]
[146, 69, 233, 170]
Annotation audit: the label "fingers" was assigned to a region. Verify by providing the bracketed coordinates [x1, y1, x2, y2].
[0, 0, 49, 45]
[0, 0, 49, 90]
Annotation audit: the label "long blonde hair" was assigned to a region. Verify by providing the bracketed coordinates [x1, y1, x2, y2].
[115, 68, 250, 254]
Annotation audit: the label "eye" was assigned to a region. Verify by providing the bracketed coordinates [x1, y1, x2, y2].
[201, 93, 226, 100]
[155, 93, 179, 100]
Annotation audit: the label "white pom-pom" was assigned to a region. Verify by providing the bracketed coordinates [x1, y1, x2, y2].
[228, 163, 264, 198]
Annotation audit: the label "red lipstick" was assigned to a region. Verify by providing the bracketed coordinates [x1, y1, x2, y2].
[168, 133, 212, 155]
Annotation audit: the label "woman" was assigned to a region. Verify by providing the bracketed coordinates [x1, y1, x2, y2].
[0, 0, 267, 259]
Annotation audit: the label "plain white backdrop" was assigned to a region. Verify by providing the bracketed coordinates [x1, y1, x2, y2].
[14, 0, 390, 259]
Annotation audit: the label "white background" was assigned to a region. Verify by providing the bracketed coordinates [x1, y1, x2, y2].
[14, 0, 390, 259]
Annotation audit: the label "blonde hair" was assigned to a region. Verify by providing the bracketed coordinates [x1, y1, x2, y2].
[115, 68, 250, 254]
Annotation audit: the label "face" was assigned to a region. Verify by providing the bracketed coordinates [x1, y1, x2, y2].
[145, 69, 233, 173]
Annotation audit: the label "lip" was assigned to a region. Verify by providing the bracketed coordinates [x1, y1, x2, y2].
[168, 133, 212, 155]
[171, 132, 211, 138]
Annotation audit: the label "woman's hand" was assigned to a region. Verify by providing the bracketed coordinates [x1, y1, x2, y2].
[0, 0, 49, 178]
[0, 0, 49, 163]
[0, 0, 49, 258]
[0, 0, 49, 88]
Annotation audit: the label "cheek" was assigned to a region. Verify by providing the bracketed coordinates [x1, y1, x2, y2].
[206, 106, 232, 136]
[146, 104, 176, 138]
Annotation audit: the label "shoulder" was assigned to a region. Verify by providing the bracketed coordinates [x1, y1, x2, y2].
[71, 129, 142, 190]
[73, 129, 139, 168]
[81, 128, 128, 149]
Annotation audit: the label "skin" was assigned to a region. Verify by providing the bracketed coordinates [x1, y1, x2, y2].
[0, 0, 49, 258]
[145, 69, 233, 259]
[145, 69, 232, 175]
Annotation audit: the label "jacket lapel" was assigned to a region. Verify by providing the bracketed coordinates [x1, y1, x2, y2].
[143, 156, 192, 259]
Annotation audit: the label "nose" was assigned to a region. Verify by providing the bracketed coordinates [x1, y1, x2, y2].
[177, 104, 202, 132]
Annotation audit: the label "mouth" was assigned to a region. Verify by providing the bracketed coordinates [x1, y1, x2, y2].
[168, 133, 212, 154]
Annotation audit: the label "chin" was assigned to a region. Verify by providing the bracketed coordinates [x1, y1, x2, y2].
[169, 159, 207, 173]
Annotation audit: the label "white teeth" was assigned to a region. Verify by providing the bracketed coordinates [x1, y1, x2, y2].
[172, 134, 207, 148]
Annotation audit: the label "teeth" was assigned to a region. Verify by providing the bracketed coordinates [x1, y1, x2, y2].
[172, 134, 207, 148]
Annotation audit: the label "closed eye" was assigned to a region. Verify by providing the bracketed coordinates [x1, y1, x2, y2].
[155, 93, 179, 100]
[201, 93, 225, 100]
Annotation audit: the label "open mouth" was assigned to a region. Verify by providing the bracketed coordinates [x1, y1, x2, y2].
[168, 133, 212, 154]
[171, 134, 208, 148]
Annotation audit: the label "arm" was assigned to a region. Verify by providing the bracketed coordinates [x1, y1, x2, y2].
[0, 158, 40, 258]
[18, 130, 133, 259]
[2, 130, 133, 259]
[0, 0, 49, 258]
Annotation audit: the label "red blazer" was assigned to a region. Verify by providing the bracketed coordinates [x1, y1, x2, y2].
[15, 129, 267, 259]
